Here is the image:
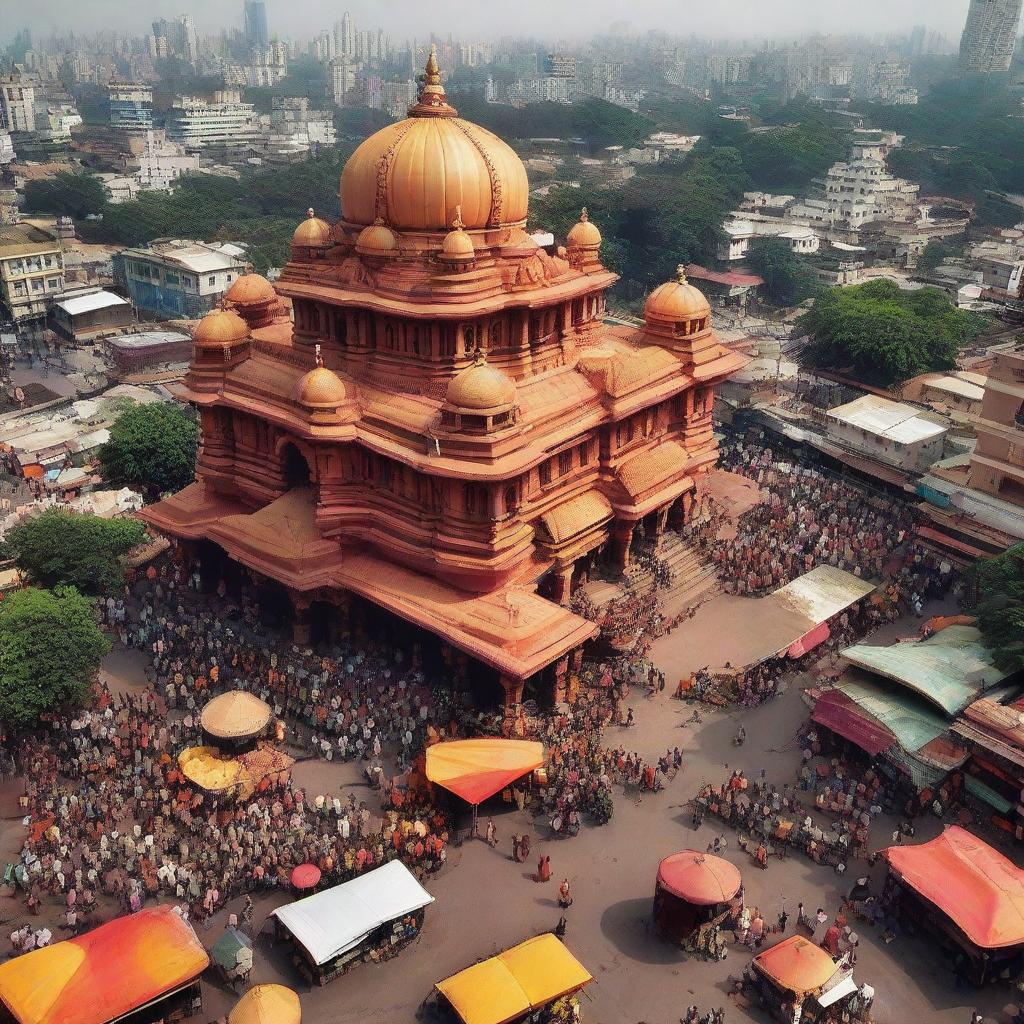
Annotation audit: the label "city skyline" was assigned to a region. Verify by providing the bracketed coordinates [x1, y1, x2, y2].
[2, 0, 994, 46]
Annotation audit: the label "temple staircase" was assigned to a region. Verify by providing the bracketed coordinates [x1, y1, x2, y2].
[624, 532, 720, 621]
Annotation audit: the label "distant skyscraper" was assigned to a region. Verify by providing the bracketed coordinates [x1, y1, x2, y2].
[340, 11, 356, 56]
[244, 0, 270, 52]
[959, 0, 1023, 72]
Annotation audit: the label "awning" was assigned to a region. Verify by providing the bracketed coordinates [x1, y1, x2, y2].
[657, 851, 741, 905]
[0, 906, 209, 1024]
[228, 985, 300, 1024]
[752, 935, 837, 996]
[539, 490, 612, 545]
[915, 526, 987, 559]
[435, 935, 592, 1024]
[272, 860, 434, 966]
[811, 691, 896, 757]
[964, 774, 1014, 815]
[817, 974, 858, 1008]
[883, 826, 1024, 949]
[787, 621, 830, 658]
[426, 739, 544, 806]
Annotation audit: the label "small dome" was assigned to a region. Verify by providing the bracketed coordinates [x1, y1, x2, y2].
[644, 265, 712, 323]
[446, 354, 516, 412]
[293, 208, 332, 247]
[441, 206, 475, 262]
[356, 218, 399, 257]
[567, 207, 601, 248]
[226, 272, 276, 306]
[294, 365, 348, 409]
[193, 308, 249, 347]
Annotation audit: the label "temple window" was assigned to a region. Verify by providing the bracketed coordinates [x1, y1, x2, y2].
[539, 460, 551, 486]
[384, 324, 396, 350]
[504, 486, 518, 514]
[490, 322, 501, 349]
[578, 441, 590, 466]
[282, 443, 311, 489]
[439, 327, 455, 358]
[463, 326, 475, 353]
[411, 326, 420, 355]
[558, 450, 572, 476]
[571, 298, 584, 325]
[309, 306, 321, 332]
[361, 453, 373, 480]
[464, 483, 486, 519]
[492, 410, 511, 427]
[379, 460, 393, 489]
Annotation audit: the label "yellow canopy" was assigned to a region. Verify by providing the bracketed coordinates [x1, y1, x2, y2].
[425, 739, 544, 806]
[436, 935, 592, 1024]
[229, 985, 301, 1024]
[178, 746, 243, 792]
[200, 690, 272, 740]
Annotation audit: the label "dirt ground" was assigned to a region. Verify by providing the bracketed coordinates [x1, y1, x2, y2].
[0, 585, 1008, 1024]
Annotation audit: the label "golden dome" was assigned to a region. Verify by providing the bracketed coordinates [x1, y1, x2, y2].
[355, 218, 399, 257]
[293, 208, 332, 247]
[441, 206, 475, 261]
[644, 265, 712, 323]
[340, 49, 529, 233]
[567, 208, 601, 248]
[294, 365, 348, 409]
[225, 272, 276, 306]
[192, 308, 249, 347]
[446, 353, 517, 412]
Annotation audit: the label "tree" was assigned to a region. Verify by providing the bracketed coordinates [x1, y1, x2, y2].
[918, 238, 963, 273]
[24, 172, 107, 218]
[0, 586, 111, 727]
[4, 510, 147, 595]
[798, 279, 988, 386]
[746, 237, 820, 306]
[976, 543, 1024, 672]
[99, 402, 199, 496]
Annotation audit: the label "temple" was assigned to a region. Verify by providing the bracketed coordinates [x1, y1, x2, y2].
[141, 49, 746, 723]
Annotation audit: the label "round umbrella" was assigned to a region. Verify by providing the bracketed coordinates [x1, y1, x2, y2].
[290, 863, 321, 891]
[201, 691, 272, 741]
[657, 850, 742, 906]
[229, 985, 301, 1024]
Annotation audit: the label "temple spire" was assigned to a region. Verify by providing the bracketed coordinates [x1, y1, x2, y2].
[408, 43, 458, 117]
[676, 264, 688, 284]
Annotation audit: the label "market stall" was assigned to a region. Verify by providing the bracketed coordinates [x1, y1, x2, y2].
[433, 934, 593, 1024]
[883, 825, 1024, 984]
[272, 860, 434, 986]
[211, 927, 253, 988]
[177, 743, 294, 802]
[426, 739, 544, 836]
[747, 935, 865, 1024]
[228, 985, 300, 1024]
[0, 906, 208, 1024]
[653, 850, 741, 954]
[201, 690, 272, 745]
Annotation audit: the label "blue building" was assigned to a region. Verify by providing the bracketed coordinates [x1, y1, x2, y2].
[244, 0, 270, 52]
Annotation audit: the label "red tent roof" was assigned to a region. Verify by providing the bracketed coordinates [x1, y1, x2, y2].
[811, 690, 896, 757]
[884, 826, 1024, 949]
[657, 851, 742, 905]
[685, 263, 765, 288]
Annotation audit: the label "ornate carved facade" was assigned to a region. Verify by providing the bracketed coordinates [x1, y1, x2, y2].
[141, 50, 746, 713]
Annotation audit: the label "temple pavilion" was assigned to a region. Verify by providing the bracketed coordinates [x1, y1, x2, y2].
[141, 49, 746, 723]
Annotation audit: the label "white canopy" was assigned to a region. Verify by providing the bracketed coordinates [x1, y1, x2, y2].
[272, 860, 434, 965]
[817, 973, 858, 1008]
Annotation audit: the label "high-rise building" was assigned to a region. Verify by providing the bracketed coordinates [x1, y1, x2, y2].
[0, 77, 35, 133]
[959, 0, 1023, 72]
[340, 11, 356, 56]
[108, 82, 154, 132]
[244, 0, 270, 52]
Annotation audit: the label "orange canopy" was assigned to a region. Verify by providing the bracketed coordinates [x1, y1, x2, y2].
[884, 825, 1024, 949]
[752, 936, 837, 995]
[657, 850, 742, 906]
[425, 739, 544, 806]
[0, 906, 209, 1024]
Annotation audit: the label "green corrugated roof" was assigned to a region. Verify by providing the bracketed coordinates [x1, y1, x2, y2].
[841, 626, 1007, 718]
[836, 672, 950, 753]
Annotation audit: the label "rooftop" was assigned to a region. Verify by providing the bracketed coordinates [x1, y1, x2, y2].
[0, 223, 60, 258]
[54, 291, 129, 316]
[118, 239, 247, 274]
[827, 394, 947, 444]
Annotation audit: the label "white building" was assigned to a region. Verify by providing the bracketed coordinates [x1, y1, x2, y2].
[264, 97, 336, 161]
[136, 131, 199, 192]
[167, 91, 262, 154]
[0, 130, 14, 165]
[0, 77, 35, 133]
[825, 395, 948, 473]
[717, 219, 820, 261]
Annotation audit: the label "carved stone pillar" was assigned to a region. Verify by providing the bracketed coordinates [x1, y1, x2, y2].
[551, 564, 574, 606]
[611, 521, 635, 572]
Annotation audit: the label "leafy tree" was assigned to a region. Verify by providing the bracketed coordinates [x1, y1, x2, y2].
[799, 279, 988, 386]
[24, 172, 107, 218]
[918, 238, 963, 273]
[0, 586, 110, 727]
[99, 402, 198, 496]
[977, 543, 1024, 672]
[4, 510, 147, 595]
[745, 237, 820, 306]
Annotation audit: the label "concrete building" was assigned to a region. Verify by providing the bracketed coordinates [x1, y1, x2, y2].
[108, 83, 154, 133]
[167, 92, 261, 156]
[50, 288, 133, 341]
[970, 347, 1024, 505]
[717, 219, 820, 261]
[545, 54, 577, 78]
[0, 77, 35, 133]
[978, 254, 1024, 298]
[0, 224, 64, 322]
[136, 131, 199, 192]
[825, 395, 948, 473]
[959, 0, 1023, 72]
[0, 130, 14, 165]
[112, 239, 247, 319]
[264, 96, 336, 162]
[106, 330, 193, 378]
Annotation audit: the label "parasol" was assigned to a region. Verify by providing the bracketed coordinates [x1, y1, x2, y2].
[200, 690, 272, 741]
[212, 928, 253, 973]
[290, 863, 321, 891]
[229, 985, 301, 1024]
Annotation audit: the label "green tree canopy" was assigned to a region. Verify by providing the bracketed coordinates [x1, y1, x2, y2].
[99, 402, 198, 496]
[798, 279, 988, 386]
[0, 586, 110, 727]
[977, 543, 1024, 672]
[745, 237, 820, 306]
[4, 510, 146, 595]
[24, 172, 107, 218]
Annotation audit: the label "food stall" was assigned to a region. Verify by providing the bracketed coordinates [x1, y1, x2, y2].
[883, 825, 1024, 984]
[433, 934, 593, 1024]
[0, 906, 208, 1024]
[272, 860, 434, 986]
[653, 850, 742, 955]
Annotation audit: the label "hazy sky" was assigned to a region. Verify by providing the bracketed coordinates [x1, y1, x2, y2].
[9, 0, 976, 45]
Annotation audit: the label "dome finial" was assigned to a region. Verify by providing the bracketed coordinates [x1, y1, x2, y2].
[409, 42, 456, 117]
[580, 207, 589, 222]
[314, 342, 323, 368]
[676, 263, 688, 284]
[452, 204, 464, 231]
[473, 346, 486, 365]
[425, 44, 441, 86]
[307, 207, 315, 219]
